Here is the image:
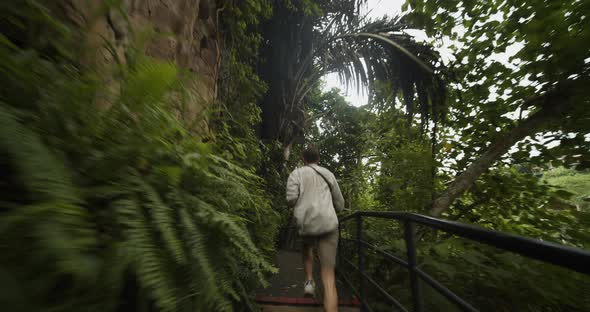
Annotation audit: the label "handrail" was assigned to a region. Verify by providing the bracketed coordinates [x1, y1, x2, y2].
[338, 211, 590, 312]
[341, 258, 408, 312]
[341, 238, 409, 267]
[336, 269, 376, 312]
[340, 211, 590, 275]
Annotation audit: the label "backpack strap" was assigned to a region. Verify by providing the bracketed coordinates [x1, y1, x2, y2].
[307, 165, 333, 194]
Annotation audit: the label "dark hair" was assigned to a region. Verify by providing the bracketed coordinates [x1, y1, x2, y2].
[302, 145, 320, 164]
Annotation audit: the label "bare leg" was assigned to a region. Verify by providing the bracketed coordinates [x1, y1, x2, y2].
[303, 246, 314, 282]
[321, 266, 338, 312]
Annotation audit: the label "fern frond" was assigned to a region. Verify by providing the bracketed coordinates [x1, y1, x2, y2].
[114, 196, 180, 311]
[179, 207, 230, 311]
[189, 196, 277, 280]
[1, 2, 280, 309]
[120, 58, 179, 110]
[134, 177, 187, 265]
[0, 106, 79, 203]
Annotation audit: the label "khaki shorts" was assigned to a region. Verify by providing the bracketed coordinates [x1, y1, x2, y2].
[301, 230, 339, 267]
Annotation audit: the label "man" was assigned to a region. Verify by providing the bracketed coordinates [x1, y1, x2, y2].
[286, 145, 345, 312]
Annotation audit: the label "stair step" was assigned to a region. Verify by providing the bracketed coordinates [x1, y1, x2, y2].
[261, 305, 360, 312]
[256, 250, 356, 298]
[256, 296, 361, 306]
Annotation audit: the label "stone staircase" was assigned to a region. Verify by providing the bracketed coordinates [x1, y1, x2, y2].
[256, 250, 360, 311]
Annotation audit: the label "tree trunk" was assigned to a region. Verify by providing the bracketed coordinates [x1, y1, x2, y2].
[258, 4, 311, 145]
[430, 95, 569, 217]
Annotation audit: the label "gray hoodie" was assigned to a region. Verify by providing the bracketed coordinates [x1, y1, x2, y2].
[286, 164, 345, 236]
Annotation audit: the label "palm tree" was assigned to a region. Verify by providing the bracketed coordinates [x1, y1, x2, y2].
[257, 0, 446, 160]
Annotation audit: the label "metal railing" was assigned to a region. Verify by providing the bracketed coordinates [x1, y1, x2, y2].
[337, 211, 590, 312]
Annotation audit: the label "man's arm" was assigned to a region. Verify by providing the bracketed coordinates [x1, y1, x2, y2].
[331, 174, 345, 213]
[286, 170, 300, 207]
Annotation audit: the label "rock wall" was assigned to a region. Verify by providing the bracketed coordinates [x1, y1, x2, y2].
[62, 0, 219, 133]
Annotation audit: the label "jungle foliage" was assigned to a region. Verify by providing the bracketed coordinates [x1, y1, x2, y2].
[405, 0, 590, 215]
[1, 0, 589, 311]
[304, 0, 590, 309]
[0, 1, 278, 311]
[257, 0, 446, 159]
[312, 87, 590, 311]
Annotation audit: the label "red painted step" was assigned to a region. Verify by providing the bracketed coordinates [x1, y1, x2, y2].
[255, 296, 361, 307]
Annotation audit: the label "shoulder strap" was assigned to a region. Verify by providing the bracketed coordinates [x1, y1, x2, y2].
[307, 165, 333, 193]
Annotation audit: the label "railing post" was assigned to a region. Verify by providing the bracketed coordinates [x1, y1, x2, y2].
[356, 214, 367, 311]
[405, 221, 423, 312]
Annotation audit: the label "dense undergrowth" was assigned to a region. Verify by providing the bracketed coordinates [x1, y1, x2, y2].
[0, 2, 279, 311]
[318, 92, 590, 311]
[2, 1, 589, 311]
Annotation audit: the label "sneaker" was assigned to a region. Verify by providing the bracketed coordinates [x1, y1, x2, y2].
[303, 280, 315, 297]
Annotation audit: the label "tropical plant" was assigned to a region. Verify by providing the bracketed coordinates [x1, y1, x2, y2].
[543, 167, 590, 212]
[257, 0, 447, 162]
[0, 2, 278, 311]
[306, 87, 371, 210]
[305, 84, 589, 312]
[405, 0, 590, 216]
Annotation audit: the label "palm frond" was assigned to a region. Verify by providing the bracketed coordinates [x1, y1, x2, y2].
[313, 17, 446, 125]
[261, 12, 447, 147]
